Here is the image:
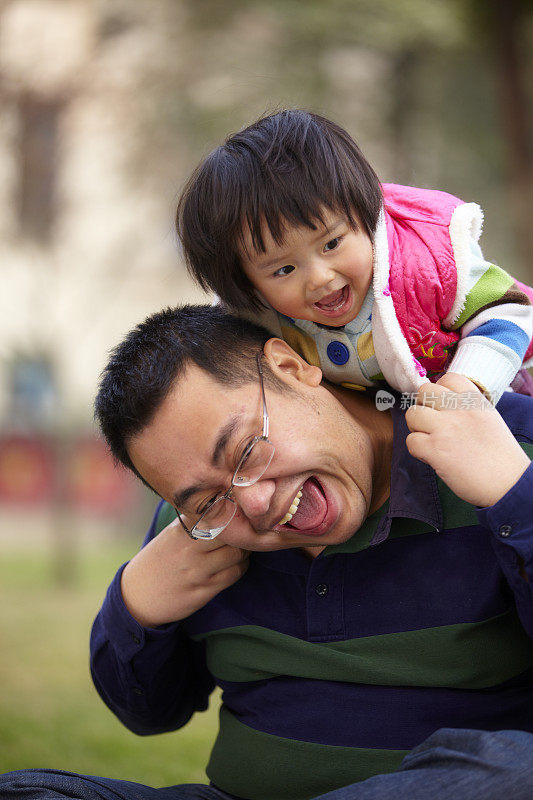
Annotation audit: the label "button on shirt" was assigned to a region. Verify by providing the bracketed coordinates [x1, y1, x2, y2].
[90, 392, 533, 800]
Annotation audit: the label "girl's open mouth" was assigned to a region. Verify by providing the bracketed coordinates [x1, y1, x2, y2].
[313, 285, 353, 318]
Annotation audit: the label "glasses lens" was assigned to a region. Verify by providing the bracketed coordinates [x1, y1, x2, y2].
[234, 438, 275, 486]
[195, 496, 236, 538]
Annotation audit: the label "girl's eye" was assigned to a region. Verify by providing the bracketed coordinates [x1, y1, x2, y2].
[273, 264, 295, 277]
[324, 237, 341, 252]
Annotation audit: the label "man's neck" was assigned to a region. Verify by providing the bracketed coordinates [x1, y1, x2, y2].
[301, 384, 394, 560]
[327, 382, 394, 514]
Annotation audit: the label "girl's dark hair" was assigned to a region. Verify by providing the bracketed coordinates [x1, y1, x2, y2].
[94, 304, 281, 483]
[176, 109, 382, 312]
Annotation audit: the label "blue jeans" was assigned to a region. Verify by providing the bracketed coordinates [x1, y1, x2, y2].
[1, 729, 533, 800]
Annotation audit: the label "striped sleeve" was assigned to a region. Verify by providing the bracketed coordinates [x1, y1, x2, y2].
[447, 243, 533, 402]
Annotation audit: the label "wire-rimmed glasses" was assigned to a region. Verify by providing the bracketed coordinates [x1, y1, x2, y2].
[177, 353, 275, 540]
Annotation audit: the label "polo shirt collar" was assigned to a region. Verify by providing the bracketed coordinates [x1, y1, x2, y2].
[255, 400, 443, 571]
[369, 402, 443, 546]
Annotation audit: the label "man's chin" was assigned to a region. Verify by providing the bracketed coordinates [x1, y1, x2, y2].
[274, 516, 354, 549]
[240, 516, 360, 552]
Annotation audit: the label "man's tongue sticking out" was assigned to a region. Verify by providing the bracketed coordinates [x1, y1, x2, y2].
[288, 479, 327, 530]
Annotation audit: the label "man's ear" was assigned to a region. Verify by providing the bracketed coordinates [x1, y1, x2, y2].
[263, 338, 322, 387]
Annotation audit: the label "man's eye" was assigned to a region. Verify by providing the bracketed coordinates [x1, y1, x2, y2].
[273, 264, 295, 277]
[324, 236, 341, 252]
[197, 494, 219, 516]
[236, 437, 254, 468]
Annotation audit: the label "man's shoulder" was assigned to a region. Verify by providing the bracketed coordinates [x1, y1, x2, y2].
[497, 391, 533, 442]
[153, 501, 178, 536]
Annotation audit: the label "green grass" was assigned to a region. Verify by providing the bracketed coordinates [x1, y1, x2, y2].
[0, 542, 219, 787]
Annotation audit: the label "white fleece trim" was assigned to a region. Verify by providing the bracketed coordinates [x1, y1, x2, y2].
[371, 209, 426, 393]
[444, 202, 484, 328]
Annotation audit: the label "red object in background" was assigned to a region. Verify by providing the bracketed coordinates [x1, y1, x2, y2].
[0, 436, 55, 505]
[0, 434, 140, 515]
[67, 436, 139, 515]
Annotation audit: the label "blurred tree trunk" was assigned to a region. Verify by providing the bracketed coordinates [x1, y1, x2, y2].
[488, 0, 532, 273]
[389, 49, 419, 183]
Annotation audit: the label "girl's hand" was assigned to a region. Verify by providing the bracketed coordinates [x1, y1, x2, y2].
[405, 373, 530, 508]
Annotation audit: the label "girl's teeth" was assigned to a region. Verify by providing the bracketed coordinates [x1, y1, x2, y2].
[278, 490, 302, 526]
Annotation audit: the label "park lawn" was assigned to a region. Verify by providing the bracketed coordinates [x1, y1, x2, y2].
[0, 542, 219, 786]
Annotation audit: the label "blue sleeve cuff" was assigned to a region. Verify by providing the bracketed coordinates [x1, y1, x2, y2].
[477, 460, 533, 562]
[98, 563, 182, 664]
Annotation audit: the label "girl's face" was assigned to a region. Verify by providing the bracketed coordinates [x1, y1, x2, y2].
[239, 209, 374, 327]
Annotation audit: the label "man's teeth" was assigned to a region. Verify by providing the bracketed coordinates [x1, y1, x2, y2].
[278, 490, 303, 526]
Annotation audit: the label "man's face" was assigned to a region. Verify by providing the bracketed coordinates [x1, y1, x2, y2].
[127, 343, 383, 553]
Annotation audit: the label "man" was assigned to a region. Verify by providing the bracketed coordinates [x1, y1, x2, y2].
[2, 305, 533, 800]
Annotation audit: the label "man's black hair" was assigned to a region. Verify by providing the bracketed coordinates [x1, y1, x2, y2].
[94, 304, 278, 483]
[176, 109, 382, 312]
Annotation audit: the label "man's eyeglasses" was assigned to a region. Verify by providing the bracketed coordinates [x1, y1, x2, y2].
[177, 353, 275, 540]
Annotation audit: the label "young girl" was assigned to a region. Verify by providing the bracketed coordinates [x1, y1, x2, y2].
[176, 109, 533, 403]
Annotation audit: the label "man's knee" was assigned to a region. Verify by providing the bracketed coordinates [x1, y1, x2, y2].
[0, 771, 220, 800]
[402, 729, 533, 799]
[0, 768, 112, 798]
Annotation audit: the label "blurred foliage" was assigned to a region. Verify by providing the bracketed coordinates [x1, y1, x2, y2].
[129, 0, 482, 150]
[463, 0, 532, 40]
[110, 0, 531, 279]
[186, 0, 464, 48]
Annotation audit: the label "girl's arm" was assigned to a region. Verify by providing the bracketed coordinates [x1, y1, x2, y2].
[444, 241, 532, 403]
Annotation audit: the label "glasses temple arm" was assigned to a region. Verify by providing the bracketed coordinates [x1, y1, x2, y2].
[257, 352, 269, 439]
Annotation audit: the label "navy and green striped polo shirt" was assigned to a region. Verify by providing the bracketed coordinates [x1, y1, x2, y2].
[91, 392, 533, 800]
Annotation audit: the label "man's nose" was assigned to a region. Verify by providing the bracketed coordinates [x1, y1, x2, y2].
[232, 478, 276, 521]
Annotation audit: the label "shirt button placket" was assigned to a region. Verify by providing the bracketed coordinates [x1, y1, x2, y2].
[306, 559, 344, 641]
